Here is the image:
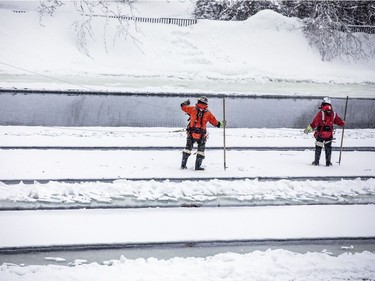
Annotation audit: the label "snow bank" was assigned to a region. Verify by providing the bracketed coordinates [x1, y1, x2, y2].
[243, 9, 302, 31]
[1, 250, 375, 281]
[1, 178, 374, 208]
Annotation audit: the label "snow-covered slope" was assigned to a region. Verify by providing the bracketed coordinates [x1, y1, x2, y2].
[0, 1, 374, 93]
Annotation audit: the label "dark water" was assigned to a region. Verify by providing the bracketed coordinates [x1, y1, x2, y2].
[1, 239, 374, 266]
[0, 92, 374, 128]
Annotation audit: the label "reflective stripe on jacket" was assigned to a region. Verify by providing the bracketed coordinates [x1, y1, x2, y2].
[181, 103, 219, 139]
[310, 110, 345, 140]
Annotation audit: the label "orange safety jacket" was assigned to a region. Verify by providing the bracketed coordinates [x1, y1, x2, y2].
[181, 103, 219, 140]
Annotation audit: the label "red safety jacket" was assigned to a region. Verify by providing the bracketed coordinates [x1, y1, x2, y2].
[310, 108, 345, 140]
[181, 103, 219, 140]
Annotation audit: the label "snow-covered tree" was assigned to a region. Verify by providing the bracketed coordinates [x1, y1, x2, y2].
[280, 1, 375, 26]
[38, 0, 63, 21]
[303, 1, 374, 61]
[193, 0, 375, 61]
[193, 0, 279, 20]
[193, 0, 229, 20]
[224, 1, 278, 20]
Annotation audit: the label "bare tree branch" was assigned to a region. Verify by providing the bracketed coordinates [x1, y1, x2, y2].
[38, 0, 139, 56]
[38, 0, 63, 26]
[303, 2, 373, 62]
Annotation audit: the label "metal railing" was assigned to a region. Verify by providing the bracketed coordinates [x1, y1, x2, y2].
[348, 25, 375, 34]
[92, 14, 198, 27]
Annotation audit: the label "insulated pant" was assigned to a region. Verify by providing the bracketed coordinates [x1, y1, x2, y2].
[181, 135, 206, 168]
[314, 136, 332, 164]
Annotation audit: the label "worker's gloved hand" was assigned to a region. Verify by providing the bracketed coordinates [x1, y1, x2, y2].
[181, 100, 190, 106]
[218, 120, 226, 128]
[304, 125, 313, 134]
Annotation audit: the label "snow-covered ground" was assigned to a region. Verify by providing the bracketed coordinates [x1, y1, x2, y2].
[0, 125, 374, 279]
[1, 205, 375, 248]
[1, 127, 374, 181]
[1, 1, 375, 280]
[0, 126, 374, 207]
[0, 1, 374, 96]
[1, 126, 375, 148]
[1, 249, 374, 281]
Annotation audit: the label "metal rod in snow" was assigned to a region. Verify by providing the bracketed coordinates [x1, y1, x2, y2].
[338, 96, 349, 165]
[223, 98, 227, 170]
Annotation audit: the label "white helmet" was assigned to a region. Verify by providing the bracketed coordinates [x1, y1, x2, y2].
[322, 97, 331, 105]
[197, 96, 208, 105]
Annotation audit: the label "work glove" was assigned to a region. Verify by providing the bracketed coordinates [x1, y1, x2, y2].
[304, 125, 313, 134]
[218, 120, 226, 128]
[181, 100, 190, 106]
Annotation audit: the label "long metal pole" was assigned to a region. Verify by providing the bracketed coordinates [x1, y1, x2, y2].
[338, 96, 349, 165]
[223, 98, 227, 170]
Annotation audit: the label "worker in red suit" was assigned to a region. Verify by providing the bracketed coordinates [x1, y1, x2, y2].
[304, 97, 345, 166]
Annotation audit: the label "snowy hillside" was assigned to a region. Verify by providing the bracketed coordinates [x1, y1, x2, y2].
[0, 1, 374, 93]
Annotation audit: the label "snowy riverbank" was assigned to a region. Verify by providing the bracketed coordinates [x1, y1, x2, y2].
[1, 1, 375, 280]
[1, 2, 374, 95]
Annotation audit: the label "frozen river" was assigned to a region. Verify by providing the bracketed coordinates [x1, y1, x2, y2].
[1, 90, 374, 128]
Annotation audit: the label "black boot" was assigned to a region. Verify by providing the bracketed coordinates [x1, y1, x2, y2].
[181, 152, 190, 169]
[312, 146, 322, 166]
[195, 156, 205, 170]
[325, 141, 332, 167]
